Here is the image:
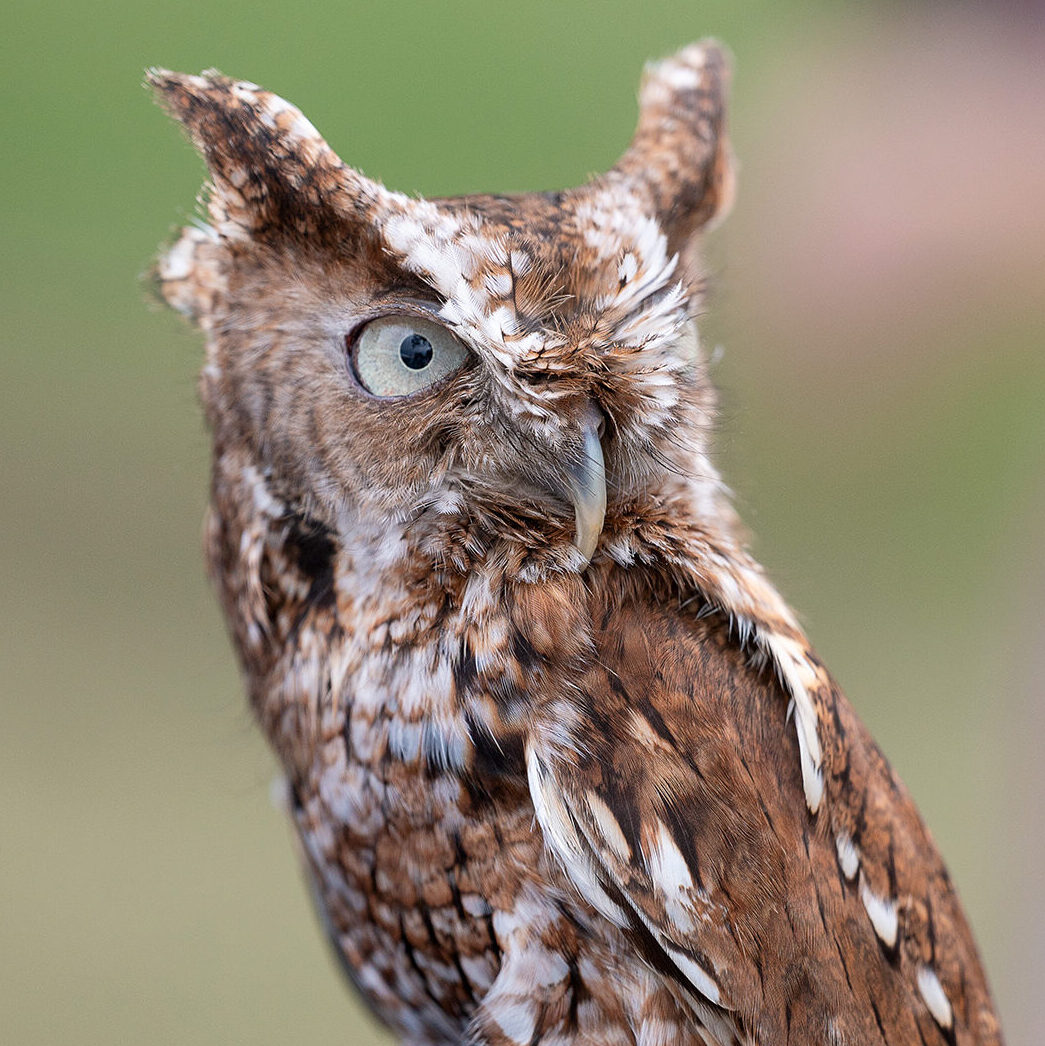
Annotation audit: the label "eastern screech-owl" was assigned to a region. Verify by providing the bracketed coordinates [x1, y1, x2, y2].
[149, 42, 1003, 1046]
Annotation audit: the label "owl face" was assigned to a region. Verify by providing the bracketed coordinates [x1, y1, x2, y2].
[151, 45, 732, 570]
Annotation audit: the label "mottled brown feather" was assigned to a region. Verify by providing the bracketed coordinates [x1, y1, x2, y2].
[529, 574, 1000, 1044]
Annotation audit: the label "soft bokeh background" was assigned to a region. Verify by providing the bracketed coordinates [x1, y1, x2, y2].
[3, 1, 1042, 1042]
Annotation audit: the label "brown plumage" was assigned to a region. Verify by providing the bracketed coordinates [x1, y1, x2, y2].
[149, 41, 1003, 1045]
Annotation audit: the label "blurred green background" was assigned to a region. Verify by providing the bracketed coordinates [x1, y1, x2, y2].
[2, 1, 1042, 1043]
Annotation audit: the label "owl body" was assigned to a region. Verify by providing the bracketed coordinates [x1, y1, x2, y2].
[151, 44, 1003, 1045]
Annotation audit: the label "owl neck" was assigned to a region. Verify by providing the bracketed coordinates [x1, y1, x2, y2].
[323, 477, 827, 815]
[212, 449, 824, 810]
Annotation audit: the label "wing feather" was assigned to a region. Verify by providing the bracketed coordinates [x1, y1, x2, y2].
[526, 597, 1001, 1045]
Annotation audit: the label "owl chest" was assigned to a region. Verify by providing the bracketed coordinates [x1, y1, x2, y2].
[284, 635, 542, 1038]
[244, 528, 562, 1033]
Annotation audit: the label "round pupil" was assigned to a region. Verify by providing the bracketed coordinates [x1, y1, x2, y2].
[399, 333, 434, 370]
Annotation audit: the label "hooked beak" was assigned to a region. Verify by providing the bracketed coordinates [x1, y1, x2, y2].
[562, 406, 607, 566]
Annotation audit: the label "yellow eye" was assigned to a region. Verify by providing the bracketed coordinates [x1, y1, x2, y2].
[350, 315, 470, 397]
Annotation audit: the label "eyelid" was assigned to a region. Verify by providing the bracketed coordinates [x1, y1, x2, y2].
[342, 300, 456, 356]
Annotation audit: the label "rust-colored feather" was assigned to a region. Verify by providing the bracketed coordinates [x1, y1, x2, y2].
[528, 573, 1001, 1044]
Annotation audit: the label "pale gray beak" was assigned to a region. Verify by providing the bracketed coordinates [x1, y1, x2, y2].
[563, 407, 607, 565]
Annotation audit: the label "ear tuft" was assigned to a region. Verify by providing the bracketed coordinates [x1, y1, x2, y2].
[610, 41, 735, 247]
[146, 68, 382, 240]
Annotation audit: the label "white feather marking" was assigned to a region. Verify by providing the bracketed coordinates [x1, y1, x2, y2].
[508, 247, 532, 275]
[526, 749, 629, 928]
[859, 878, 899, 948]
[408, 238, 466, 294]
[637, 1017, 681, 1046]
[387, 718, 421, 761]
[526, 751, 585, 866]
[530, 947, 570, 987]
[662, 943, 721, 1005]
[460, 892, 490, 917]
[357, 962, 397, 1003]
[835, 831, 860, 880]
[257, 93, 292, 123]
[584, 791, 631, 862]
[761, 632, 824, 813]
[288, 113, 321, 141]
[495, 1000, 537, 1044]
[420, 717, 468, 771]
[917, 966, 954, 1029]
[659, 60, 702, 92]
[485, 303, 521, 338]
[226, 165, 250, 188]
[458, 953, 496, 993]
[480, 304, 521, 347]
[645, 819, 694, 894]
[484, 269, 513, 297]
[569, 788, 726, 1008]
[159, 229, 199, 281]
[618, 251, 639, 284]
[231, 83, 259, 104]
[241, 464, 282, 517]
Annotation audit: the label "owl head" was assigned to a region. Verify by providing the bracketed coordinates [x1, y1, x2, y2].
[150, 43, 734, 577]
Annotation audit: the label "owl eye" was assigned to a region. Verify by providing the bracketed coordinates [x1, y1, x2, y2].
[350, 315, 470, 397]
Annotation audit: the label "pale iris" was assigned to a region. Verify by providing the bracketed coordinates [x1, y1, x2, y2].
[353, 316, 469, 397]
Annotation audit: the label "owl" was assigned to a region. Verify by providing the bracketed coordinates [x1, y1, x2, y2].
[149, 42, 1003, 1046]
